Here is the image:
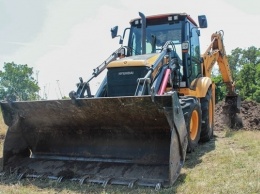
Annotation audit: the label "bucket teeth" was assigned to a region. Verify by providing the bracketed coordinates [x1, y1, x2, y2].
[155, 183, 161, 191]
[102, 178, 112, 187]
[57, 176, 63, 183]
[17, 172, 26, 181]
[79, 175, 90, 185]
[128, 179, 138, 188]
[7, 170, 164, 190]
[17, 172, 64, 183]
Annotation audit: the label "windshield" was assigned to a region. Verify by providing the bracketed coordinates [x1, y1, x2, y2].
[129, 23, 182, 56]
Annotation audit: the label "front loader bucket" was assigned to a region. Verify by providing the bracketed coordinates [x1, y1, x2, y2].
[0, 92, 187, 188]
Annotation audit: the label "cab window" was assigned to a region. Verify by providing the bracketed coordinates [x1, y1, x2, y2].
[187, 25, 201, 83]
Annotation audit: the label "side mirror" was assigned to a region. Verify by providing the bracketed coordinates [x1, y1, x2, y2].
[198, 15, 208, 28]
[111, 26, 118, 39]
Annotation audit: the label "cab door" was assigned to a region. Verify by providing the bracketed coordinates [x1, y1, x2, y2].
[186, 22, 202, 87]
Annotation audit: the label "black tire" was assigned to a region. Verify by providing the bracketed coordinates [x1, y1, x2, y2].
[181, 97, 202, 152]
[200, 88, 214, 142]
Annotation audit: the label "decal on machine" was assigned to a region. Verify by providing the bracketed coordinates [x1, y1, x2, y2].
[118, 71, 134, 75]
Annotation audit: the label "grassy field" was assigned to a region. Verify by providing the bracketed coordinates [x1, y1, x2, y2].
[0, 111, 259, 194]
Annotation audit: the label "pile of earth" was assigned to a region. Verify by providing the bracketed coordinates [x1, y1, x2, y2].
[214, 100, 260, 131]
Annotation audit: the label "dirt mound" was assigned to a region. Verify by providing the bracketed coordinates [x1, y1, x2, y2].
[215, 100, 260, 131]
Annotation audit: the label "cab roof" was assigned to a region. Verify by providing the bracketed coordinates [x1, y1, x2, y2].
[130, 13, 198, 27]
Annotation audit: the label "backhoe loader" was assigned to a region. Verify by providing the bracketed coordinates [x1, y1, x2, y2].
[0, 12, 240, 189]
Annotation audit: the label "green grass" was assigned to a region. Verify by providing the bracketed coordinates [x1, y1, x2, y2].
[174, 130, 260, 194]
[0, 124, 259, 193]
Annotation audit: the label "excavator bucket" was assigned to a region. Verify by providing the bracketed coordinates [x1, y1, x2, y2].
[0, 92, 187, 188]
[222, 95, 241, 128]
[224, 95, 241, 113]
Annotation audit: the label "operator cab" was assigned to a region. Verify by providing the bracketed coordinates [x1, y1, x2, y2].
[126, 13, 207, 89]
[128, 14, 183, 56]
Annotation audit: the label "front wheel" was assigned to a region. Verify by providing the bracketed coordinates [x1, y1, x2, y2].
[181, 98, 202, 152]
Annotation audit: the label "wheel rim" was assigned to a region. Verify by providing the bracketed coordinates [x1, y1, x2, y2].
[190, 110, 199, 140]
[209, 98, 213, 128]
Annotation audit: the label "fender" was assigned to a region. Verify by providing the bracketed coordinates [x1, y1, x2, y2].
[192, 77, 212, 98]
[179, 77, 212, 98]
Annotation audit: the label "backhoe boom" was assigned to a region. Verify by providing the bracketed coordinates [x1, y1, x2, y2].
[202, 31, 236, 96]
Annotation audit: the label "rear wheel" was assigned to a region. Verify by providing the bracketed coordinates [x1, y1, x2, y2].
[200, 88, 214, 142]
[181, 98, 202, 152]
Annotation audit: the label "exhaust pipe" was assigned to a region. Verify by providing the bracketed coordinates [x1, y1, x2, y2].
[139, 12, 146, 54]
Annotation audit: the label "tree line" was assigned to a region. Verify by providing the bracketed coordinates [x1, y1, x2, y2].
[0, 46, 260, 102]
[213, 46, 260, 103]
[0, 62, 39, 101]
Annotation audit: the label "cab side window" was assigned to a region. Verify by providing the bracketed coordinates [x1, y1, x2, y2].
[188, 27, 202, 83]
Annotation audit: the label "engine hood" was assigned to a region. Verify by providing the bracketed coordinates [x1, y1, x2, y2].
[107, 53, 160, 68]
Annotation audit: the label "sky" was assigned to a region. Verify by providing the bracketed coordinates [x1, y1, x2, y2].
[1, 0, 260, 99]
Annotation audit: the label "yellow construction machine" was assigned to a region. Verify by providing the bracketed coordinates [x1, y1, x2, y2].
[0, 12, 240, 188]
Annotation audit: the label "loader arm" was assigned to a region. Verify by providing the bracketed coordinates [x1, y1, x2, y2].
[70, 46, 123, 99]
[202, 31, 236, 96]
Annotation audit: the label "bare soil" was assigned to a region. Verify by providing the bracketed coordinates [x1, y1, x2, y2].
[215, 100, 260, 131]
